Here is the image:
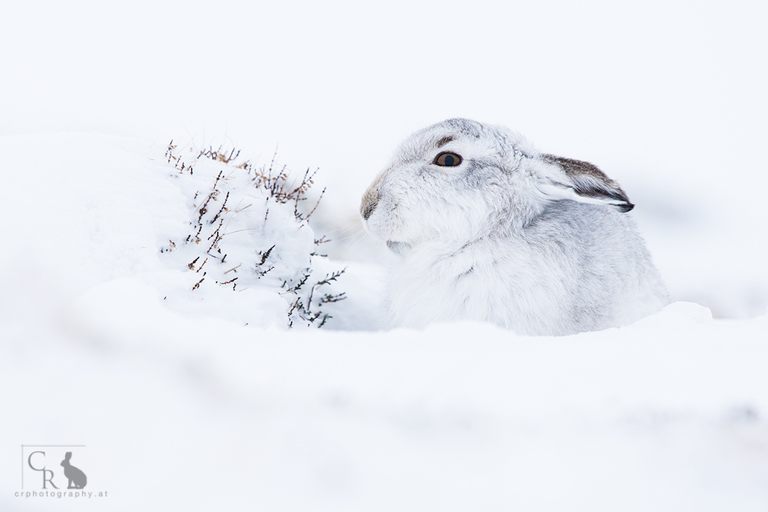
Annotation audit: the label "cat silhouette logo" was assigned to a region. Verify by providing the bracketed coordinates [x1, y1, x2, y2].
[60, 451, 87, 489]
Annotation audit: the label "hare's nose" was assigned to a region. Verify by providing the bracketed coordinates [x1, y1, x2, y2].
[361, 188, 380, 220]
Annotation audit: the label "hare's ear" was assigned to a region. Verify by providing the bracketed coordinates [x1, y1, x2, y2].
[535, 154, 634, 212]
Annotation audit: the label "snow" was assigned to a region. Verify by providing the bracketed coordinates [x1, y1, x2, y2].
[2, 129, 767, 512]
[2, 0, 768, 510]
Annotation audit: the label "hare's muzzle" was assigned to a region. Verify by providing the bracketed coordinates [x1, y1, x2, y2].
[360, 186, 380, 220]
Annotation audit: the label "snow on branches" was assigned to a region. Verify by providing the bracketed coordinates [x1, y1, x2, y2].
[161, 140, 346, 328]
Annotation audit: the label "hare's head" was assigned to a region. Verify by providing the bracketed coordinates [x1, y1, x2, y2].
[361, 118, 633, 252]
[61, 452, 72, 467]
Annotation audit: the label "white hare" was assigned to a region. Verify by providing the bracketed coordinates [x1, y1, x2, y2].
[361, 118, 668, 335]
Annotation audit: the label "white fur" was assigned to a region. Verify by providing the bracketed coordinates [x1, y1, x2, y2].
[361, 118, 668, 335]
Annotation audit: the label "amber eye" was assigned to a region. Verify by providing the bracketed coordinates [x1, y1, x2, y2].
[433, 151, 463, 167]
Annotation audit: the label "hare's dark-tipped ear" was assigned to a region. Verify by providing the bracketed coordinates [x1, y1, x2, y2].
[535, 154, 634, 212]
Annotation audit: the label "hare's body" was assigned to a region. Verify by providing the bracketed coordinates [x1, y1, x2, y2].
[389, 201, 665, 334]
[362, 119, 667, 335]
[60, 452, 87, 489]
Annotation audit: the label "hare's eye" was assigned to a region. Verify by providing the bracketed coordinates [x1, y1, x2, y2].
[433, 151, 463, 167]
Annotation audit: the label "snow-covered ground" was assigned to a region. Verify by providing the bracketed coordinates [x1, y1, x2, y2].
[4, 293, 768, 511]
[2, 0, 768, 510]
